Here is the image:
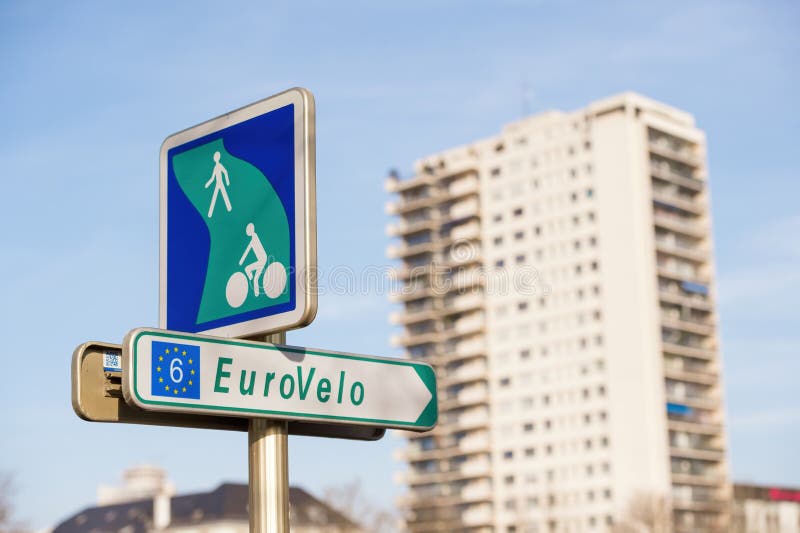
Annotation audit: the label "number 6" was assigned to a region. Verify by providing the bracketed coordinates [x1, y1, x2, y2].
[170, 358, 183, 383]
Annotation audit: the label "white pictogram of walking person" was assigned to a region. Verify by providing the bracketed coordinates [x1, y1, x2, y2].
[205, 151, 231, 218]
[239, 223, 267, 297]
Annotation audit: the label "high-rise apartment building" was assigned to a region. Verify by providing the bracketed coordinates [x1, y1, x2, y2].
[385, 93, 729, 533]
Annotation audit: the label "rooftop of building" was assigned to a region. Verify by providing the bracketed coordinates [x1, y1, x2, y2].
[53, 482, 361, 533]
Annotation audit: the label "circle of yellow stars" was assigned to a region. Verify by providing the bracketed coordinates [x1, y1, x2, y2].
[156, 345, 196, 395]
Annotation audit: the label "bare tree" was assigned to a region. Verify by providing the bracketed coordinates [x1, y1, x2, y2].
[612, 492, 671, 533]
[322, 478, 398, 533]
[0, 473, 27, 533]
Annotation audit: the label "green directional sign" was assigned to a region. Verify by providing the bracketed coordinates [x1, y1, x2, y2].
[122, 328, 438, 432]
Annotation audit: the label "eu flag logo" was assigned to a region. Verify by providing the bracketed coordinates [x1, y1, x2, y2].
[151, 341, 200, 399]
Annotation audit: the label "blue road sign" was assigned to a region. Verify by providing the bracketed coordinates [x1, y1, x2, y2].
[159, 88, 316, 338]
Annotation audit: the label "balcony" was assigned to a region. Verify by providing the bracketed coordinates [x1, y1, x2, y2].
[389, 283, 436, 303]
[391, 330, 440, 347]
[666, 391, 719, 411]
[385, 170, 436, 193]
[385, 191, 440, 215]
[449, 221, 481, 242]
[670, 446, 725, 462]
[386, 213, 440, 237]
[661, 315, 715, 336]
[458, 433, 491, 453]
[444, 361, 488, 386]
[442, 293, 484, 315]
[653, 211, 707, 238]
[667, 417, 723, 436]
[649, 138, 703, 168]
[461, 504, 493, 527]
[659, 285, 712, 311]
[390, 305, 438, 326]
[653, 189, 705, 215]
[671, 470, 726, 487]
[657, 268, 711, 292]
[655, 238, 710, 264]
[441, 315, 486, 339]
[662, 340, 716, 360]
[445, 198, 481, 222]
[445, 177, 480, 199]
[651, 164, 705, 194]
[440, 339, 487, 362]
[457, 457, 492, 478]
[439, 387, 490, 411]
[671, 496, 728, 512]
[664, 365, 718, 386]
[387, 239, 438, 259]
[461, 482, 493, 502]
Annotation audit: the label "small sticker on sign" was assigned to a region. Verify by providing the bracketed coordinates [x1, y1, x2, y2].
[103, 351, 122, 372]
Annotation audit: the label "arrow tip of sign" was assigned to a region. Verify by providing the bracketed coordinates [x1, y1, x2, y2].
[413, 365, 438, 430]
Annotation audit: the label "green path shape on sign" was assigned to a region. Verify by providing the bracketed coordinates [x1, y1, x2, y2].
[172, 139, 290, 325]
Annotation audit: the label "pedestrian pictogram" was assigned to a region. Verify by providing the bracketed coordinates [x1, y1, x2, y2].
[205, 151, 232, 217]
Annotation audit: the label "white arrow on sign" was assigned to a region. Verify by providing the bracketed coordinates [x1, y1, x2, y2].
[122, 328, 438, 432]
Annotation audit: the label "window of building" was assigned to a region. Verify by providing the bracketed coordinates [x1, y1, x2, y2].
[494, 236, 503, 246]
[505, 475, 515, 485]
[518, 301, 528, 311]
[495, 259, 505, 268]
[525, 447, 535, 457]
[513, 207, 524, 217]
[503, 450, 514, 460]
[493, 213, 503, 223]
[514, 231, 525, 241]
[523, 422, 535, 432]
[500, 377, 511, 387]
[491, 167, 502, 177]
[515, 254, 526, 264]
[520, 349, 531, 359]
[522, 397, 533, 407]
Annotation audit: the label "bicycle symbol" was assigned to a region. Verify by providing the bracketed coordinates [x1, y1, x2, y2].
[225, 222, 287, 309]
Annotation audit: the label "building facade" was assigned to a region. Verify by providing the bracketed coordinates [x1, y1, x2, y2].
[386, 93, 729, 532]
[733, 484, 800, 533]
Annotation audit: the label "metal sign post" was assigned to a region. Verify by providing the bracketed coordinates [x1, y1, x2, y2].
[248, 331, 289, 533]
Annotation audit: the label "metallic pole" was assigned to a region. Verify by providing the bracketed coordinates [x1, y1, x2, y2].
[249, 331, 289, 533]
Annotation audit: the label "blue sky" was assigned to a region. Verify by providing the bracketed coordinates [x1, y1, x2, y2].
[1, 0, 798, 528]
